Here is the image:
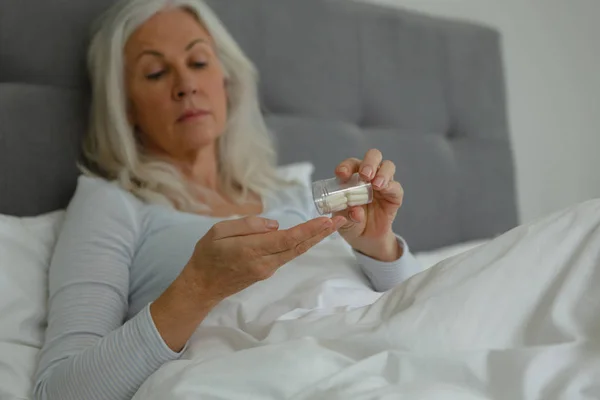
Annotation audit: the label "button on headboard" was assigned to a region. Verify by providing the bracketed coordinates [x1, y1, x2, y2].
[0, 0, 518, 251]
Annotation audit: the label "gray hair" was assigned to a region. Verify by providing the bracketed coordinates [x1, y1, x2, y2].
[83, 0, 283, 212]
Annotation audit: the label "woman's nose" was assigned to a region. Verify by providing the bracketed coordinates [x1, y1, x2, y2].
[173, 74, 198, 100]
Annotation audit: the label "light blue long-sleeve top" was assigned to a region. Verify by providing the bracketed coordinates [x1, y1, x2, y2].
[33, 174, 422, 400]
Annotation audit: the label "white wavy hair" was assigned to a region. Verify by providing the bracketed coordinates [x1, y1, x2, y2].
[83, 0, 284, 212]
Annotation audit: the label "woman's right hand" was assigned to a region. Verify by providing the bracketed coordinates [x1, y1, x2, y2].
[184, 215, 347, 304]
[151, 215, 345, 352]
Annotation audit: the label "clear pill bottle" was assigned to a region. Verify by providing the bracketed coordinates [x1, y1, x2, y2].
[312, 173, 373, 215]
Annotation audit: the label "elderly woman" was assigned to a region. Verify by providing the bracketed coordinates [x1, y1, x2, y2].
[34, 0, 421, 399]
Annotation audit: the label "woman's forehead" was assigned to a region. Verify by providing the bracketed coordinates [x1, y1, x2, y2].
[125, 8, 212, 54]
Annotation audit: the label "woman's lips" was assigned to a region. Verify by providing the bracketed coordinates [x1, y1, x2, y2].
[177, 109, 210, 122]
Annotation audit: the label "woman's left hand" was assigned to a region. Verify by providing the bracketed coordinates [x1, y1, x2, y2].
[333, 149, 404, 262]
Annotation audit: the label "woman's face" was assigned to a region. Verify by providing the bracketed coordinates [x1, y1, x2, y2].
[124, 8, 228, 161]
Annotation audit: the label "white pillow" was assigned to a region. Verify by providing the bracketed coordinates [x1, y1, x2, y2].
[276, 162, 315, 188]
[0, 211, 65, 400]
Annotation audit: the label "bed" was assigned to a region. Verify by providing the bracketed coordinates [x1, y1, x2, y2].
[0, 0, 518, 250]
[6, 0, 598, 399]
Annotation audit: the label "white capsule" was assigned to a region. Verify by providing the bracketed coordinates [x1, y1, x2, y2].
[347, 200, 369, 207]
[325, 195, 347, 210]
[326, 192, 347, 202]
[329, 203, 349, 213]
[347, 186, 370, 196]
[326, 192, 347, 203]
[345, 195, 369, 204]
[345, 192, 369, 200]
[347, 194, 369, 201]
[326, 200, 348, 211]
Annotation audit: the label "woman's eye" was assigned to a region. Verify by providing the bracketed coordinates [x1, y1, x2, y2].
[146, 71, 165, 81]
[144, 62, 206, 80]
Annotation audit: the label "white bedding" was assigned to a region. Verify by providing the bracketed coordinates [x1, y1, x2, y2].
[133, 200, 600, 400]
[414, 239, 489, 270]
[1, 200, 599, 399]
[0, 211, 64, 400]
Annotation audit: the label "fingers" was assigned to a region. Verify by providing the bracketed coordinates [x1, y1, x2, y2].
[378, 180, 404, 206]
[257, 215, 346, 255]
[209, 216, 279, 240]
[251, 217, 330, 254]
[332, 204, 362, 227]
[372, 160, 395, 189]
[335, 149, 385, 183]
[359, 149, 383, 181]
[335, 158, 361, 181]
[347, 206, 365, 224]
[335, 207, 364, 235]
[266, 216, 347, 266]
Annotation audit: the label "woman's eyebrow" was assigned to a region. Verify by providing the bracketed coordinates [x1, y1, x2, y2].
[135, 38, 209, 61]
[136, 49, 163, 61]
[185, 38, 208, 51]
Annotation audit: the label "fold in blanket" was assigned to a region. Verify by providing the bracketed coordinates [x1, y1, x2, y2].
[134, 200, 600, 400]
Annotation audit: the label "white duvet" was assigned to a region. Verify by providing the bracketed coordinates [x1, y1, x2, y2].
[133, 200, 600, 400]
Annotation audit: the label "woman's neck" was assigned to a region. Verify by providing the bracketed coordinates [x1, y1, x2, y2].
[177, 145, 258, 212]
[177, 144, 221, 191]
[150, 143, 262, 213]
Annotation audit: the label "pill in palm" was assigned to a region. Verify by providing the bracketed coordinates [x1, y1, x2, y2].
[312, 172, 373, 215]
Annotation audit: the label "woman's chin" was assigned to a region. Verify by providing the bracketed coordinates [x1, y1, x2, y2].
[178, 129, 221, 150]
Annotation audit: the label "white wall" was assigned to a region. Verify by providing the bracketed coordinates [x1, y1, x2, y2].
[354, 0, 600, 223]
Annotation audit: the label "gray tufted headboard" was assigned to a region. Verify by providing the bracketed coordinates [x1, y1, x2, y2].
[0, 0, 518, 252]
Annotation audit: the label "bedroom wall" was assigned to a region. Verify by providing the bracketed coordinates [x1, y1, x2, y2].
[354, 0, 600, 224]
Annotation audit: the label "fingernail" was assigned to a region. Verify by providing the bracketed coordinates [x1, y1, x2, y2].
[361, 166, 373, 178]
[373, 177, 384, 188]
[338, 167, 349, 175]
[322, 219, 333, 229]
[266, 220, 279, 229]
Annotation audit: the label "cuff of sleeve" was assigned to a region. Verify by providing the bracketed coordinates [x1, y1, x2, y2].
[353, 235, 422, 292]
[131, 304, 189, 363]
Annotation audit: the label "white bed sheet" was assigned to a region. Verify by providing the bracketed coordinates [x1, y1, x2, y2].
[2, 199, 599, 399]
[133, 199, 600, 400]
[415, 239, 490, 270]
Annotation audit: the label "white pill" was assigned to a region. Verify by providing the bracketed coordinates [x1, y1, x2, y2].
[326, 200, 348, 210]
[329, 204, 349, 213]
[347, 186, 369, 196]
[345, 193, 369, 202]
[327, 192, 347, 202]
[347, 200, 369, 207]
[325, 195, 347, 209]
[345, 191, 369, 199]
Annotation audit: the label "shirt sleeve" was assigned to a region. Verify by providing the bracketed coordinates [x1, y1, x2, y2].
[295, 180, 422, 292]
[33, 177, 184, 400]
[353, 235, 423, 292]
